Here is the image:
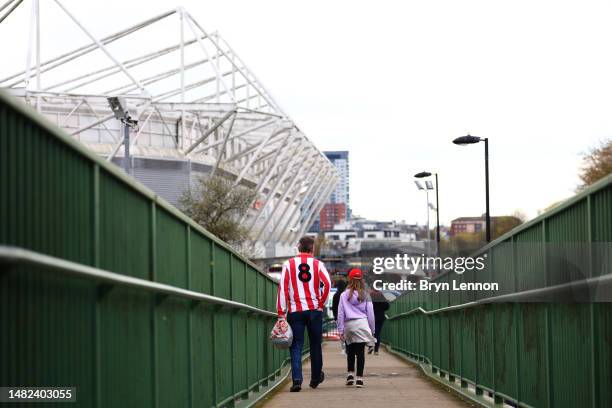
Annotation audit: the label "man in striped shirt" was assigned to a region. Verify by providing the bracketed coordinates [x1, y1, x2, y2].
[277, 236, 331, 392]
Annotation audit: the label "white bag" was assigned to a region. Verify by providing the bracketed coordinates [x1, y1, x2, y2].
[269, 318, 293, 349]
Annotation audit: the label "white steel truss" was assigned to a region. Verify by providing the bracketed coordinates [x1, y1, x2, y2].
[0, 1, 337, 256]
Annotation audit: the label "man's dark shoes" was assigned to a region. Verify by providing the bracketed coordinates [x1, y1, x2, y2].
[290, 381, 302, 392]
[309, 371, 325, 388]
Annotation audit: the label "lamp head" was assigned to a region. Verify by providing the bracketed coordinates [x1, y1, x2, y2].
[453, 134, 482, 145]
[414, 171, 432, 178]
[107, 96, 127, 120]
[107, 96, 139, 127]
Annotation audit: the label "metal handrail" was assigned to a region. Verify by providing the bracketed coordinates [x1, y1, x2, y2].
[388, 272, 612, 319]
[0, 245, 277, 318]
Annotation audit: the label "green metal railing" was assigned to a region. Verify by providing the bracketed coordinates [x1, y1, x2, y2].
[0, 90, 286, 407]
[384, 174, 612, 408]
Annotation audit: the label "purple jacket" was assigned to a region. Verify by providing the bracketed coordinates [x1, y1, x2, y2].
[337, 290, 375, 335]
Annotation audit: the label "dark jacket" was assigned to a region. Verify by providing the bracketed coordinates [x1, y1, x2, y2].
[371, 290, 390, 322]
[332, 280, 347, 320]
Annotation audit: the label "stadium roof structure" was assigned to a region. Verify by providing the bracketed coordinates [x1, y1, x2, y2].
[0, 0, 338, 255]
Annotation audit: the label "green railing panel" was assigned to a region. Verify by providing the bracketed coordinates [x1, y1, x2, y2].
[191, 303, 215, 407]
[231, 257, 247, 396]
[99, 169, 152, 279]
[595, 303, 612, 406]
[461, 308, 477, 382]
[0, 90, 285, 408]
[493, 303, 518, 400]
[213, 246, 231, 298]
[592, 187, 612, 278]
[245, 266, 259, 391]
[518, 303, 547, 407]
[100, 288, 154, 407]
[449, 310, 461, 376]
[515, 223, 545, 291]
[1, 265, 98, 406]
[156, 298, 191, 408]
[256, 273, 269, 382]
[214, 308, 234, 403]
[156, 209, 188, 288]
[432, 315, 441, 368]
[476, 304, 495, 391]
[189, 231, 213, 294]
[546, 200, 590, 286]
[491, 239, 514, 295]
[0, 105, 94, 264]
[549, 304, 593, 407]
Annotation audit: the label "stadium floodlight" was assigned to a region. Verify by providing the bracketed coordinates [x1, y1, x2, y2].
[107, 96, 127, 120]
[107, 97, 138, 174]
[107, 96, 138, 127]
[414, 170, 440, 257]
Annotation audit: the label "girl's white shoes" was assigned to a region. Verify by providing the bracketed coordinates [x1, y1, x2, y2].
[346, 373, 364, 387]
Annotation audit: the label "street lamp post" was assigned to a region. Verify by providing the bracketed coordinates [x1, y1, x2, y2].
[453, 134, 491, 242]
[414, 180, 433, 254]
[415, 171, 440, 257]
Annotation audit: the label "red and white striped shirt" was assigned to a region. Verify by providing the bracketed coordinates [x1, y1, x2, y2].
[277, 253, 331, 317]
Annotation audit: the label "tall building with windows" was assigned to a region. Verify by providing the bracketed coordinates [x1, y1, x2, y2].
[309, 151, 350, 232]
[324, 151, 350, 217]
[319, 203, 347, 230]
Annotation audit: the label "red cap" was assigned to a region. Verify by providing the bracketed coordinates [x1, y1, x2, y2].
[348, 268, 363, 280]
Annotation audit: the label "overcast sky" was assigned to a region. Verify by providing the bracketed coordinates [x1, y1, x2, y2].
[2, 0, 611, 226]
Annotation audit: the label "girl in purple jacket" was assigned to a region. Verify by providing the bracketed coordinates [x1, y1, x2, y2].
[337, 268, 376, 387]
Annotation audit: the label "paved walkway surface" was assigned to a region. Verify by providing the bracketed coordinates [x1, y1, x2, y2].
[260, 343, 472, 408]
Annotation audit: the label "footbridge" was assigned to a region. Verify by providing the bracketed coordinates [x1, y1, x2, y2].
[1, 89, 611, 408]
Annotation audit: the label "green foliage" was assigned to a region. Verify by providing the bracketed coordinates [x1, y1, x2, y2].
[179, 175, 258, 250]
[492, 216, 523, 239]
[447, 232, 485, 257]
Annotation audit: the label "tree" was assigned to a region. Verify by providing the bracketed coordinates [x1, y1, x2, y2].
[579, 138, 612, 189]
[179, 175, 258, 256]
[491, 216, 523, 240]
[449, 232, 485, 257]
[445, 215, 523, 257]
[313, 235, 327, 257]
[511, 210, 528, 223]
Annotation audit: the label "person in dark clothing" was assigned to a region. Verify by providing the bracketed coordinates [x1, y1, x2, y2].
[369, 289, 390, 354]
[332, 280, 347, 320]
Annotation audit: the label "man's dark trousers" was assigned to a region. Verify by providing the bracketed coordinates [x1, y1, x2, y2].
[374, 319, 384, 352]
[287, 310, 323, 383]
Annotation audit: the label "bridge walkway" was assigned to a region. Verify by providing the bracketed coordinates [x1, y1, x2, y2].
[261, 342, 471, 408]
